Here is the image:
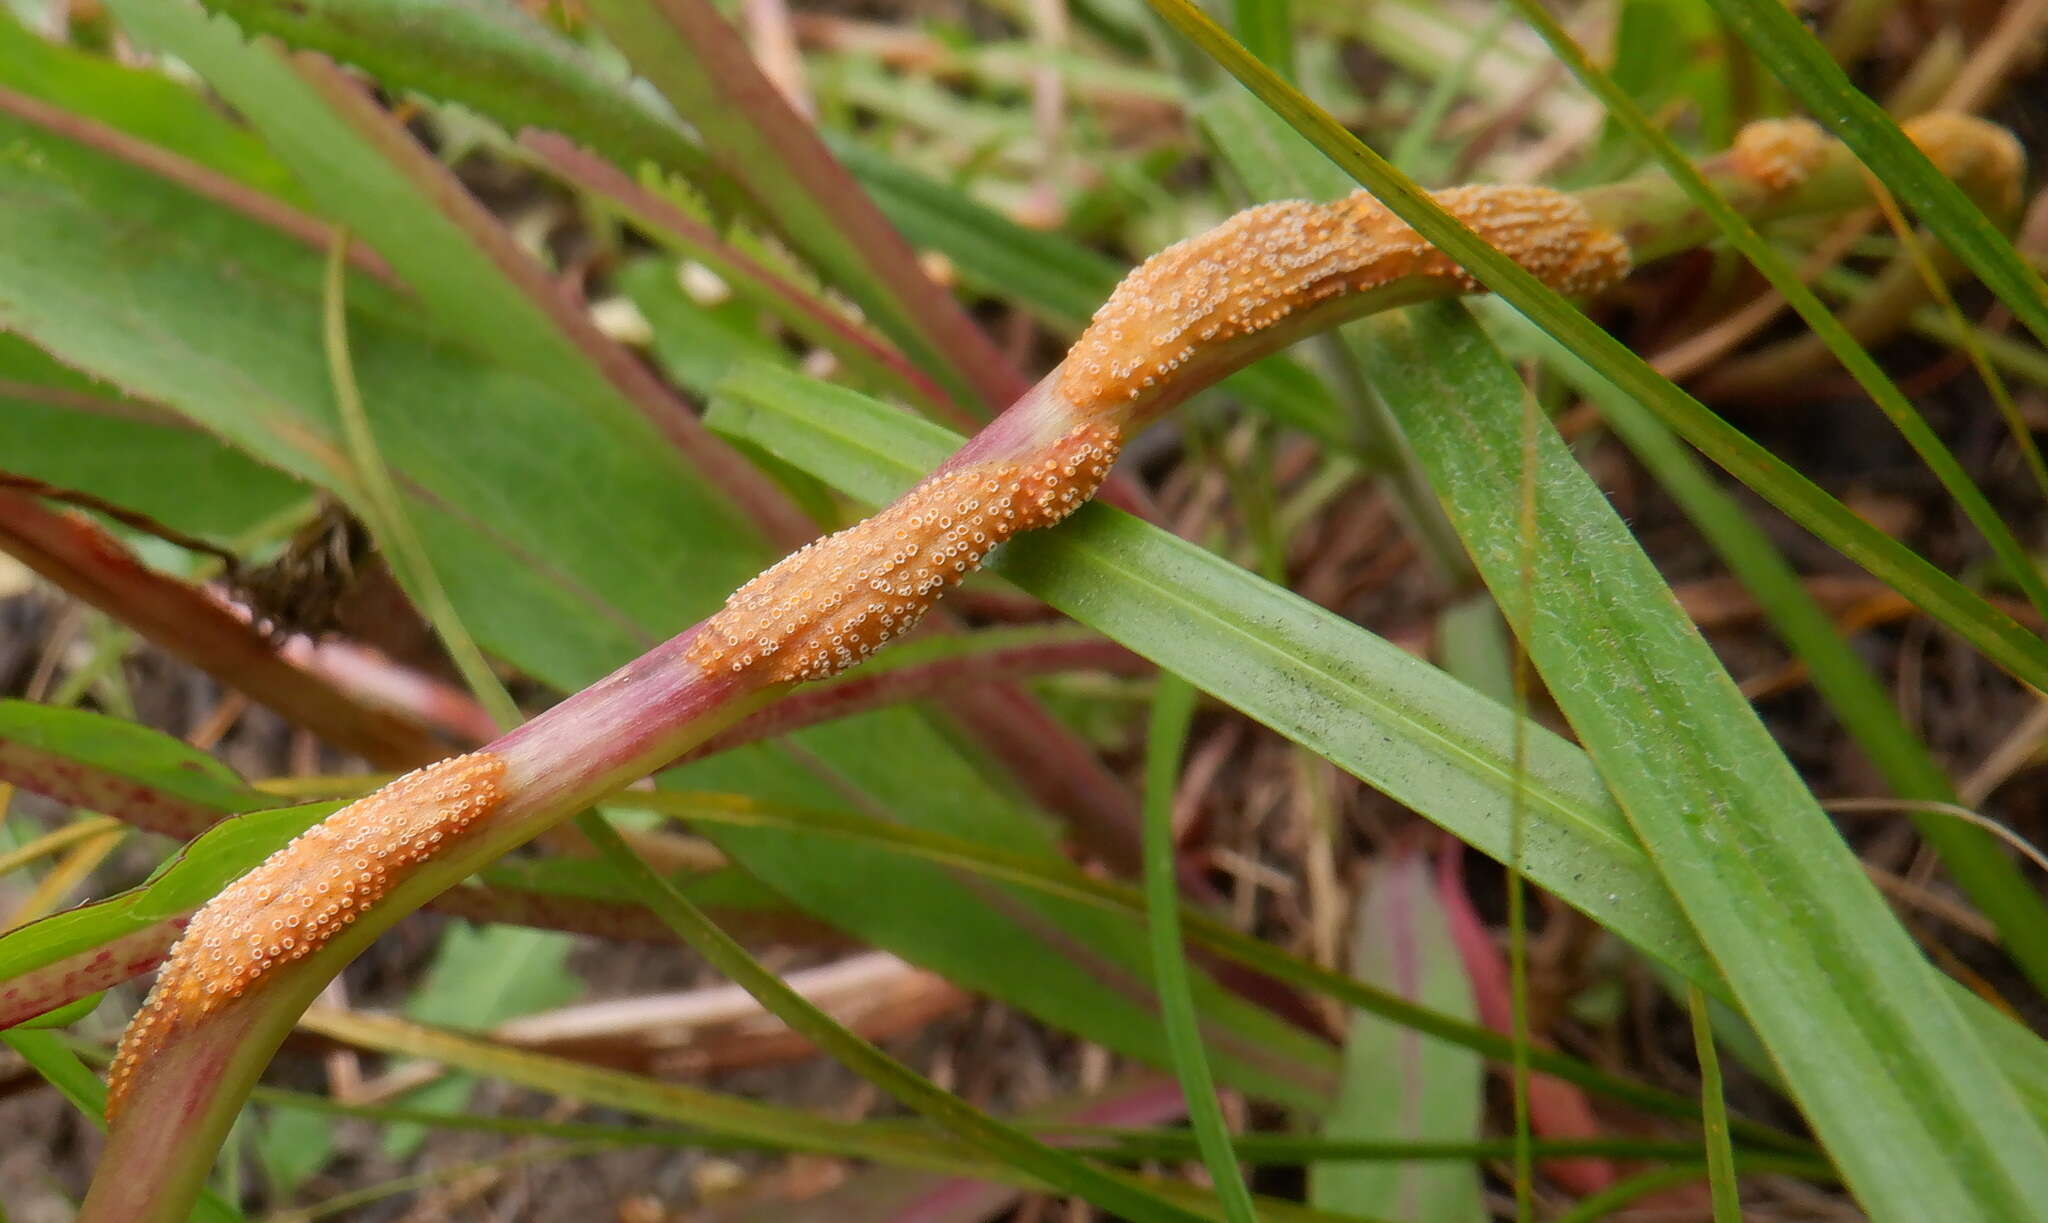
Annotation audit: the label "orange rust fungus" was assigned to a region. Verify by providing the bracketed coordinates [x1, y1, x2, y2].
[1729, 113, 2023, 214]
[1059, 184, 1631, 411]
[105, 752, 506, 1120]
[688, 422, 1123, 684]
[1901, 112, 2026, 216]
[1729, 118, 1832, 192]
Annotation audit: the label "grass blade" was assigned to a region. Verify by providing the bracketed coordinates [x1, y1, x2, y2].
[574, 813, 1213, 1223]
[1501, 0, 2048, 705]
[1688, 985, 1741, 1223]
[1310, 848, 1485, 1221]
[1141, 675, 1258, 1223]
[1493, 309, 2048, 1011]
[1137, 0, 2048, 697]
[579, 0, 1024, 411]
[1371, 299, 2048, 1223]
[635, 789, 1780, 1141]
[1704, 0, 2048, 351]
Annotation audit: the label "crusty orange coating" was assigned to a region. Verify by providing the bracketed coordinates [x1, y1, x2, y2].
[687, 423, 1122, 684]
[105, 753, 505, 1119]
[1728, 112, 2023, 214]
[1902, 112, 2026, 215]
[1729, 118, 1832, 192]
[1059, 184, 1631, 411]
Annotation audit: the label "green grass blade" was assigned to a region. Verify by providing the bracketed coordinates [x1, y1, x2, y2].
[1137, 0, 2048, 696]
[573, 813, 1213, 1223]
[194, 0, 732, 200]
[1370, 300, 2048, 1223]
[1310, 849, 1485, 1221]
[1231, 0, 1293, 78]
[636, 789, 1777, 1141]
[1687, 986, 1741, 1223]
[1141, 676, 1257, 1223]
[1704, 0, 2048, 351]
[1503, 0, 2048, 668]
[1493, 308, 2048, 1011]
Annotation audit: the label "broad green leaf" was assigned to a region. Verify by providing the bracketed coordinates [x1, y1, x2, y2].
[0, 8, 299, 198]
[0, 334, 305, 539]
[1487, 302, 2048, 1012]
[111, 0, 694, 417]
[1311, 850, 1483, 1222]
[0, 104, 763, 684]
[192, 0, 731, 200]
[0, 699, 267, 819]
[1372, 300, 2048, 1223]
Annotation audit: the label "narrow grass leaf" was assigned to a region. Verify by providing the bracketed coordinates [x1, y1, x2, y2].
[1142, 675, 1257, 1222]
[1371, 300, 2048, 1223]
[1138, 0, 2048, 696]
[1505, 0, 2048, 719]
[577, 0, 1025, 411]
[1704, 0, 2048, 351]
[575, 813, 1213, 1223]
[1311, 848, 1484, 1222]
[1490, 306, 2048, 1015]
[1687, 986, 1741, 1223]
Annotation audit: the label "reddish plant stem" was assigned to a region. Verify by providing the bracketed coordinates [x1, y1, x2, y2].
[0, 491, 447, 769]
[0, 923, 184, 1030]
[584, 0, 1032, 414]
[296, 57, 824, 552]
[521, 132, 962, 424]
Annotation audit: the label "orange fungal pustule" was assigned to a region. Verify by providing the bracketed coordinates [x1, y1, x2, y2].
[687, 422, 1123, 684]
[1901, 111, 2026, 216]
[1728, 118, 1833, 192]
[1059, 184, 1631, 412]
[105, 752, 507, 1120]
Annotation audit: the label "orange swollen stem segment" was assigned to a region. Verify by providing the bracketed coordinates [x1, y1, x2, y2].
[104, 753, 508, 1116]
[101, 113, 2017, 1130]
[689, 181, 1632, 688]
